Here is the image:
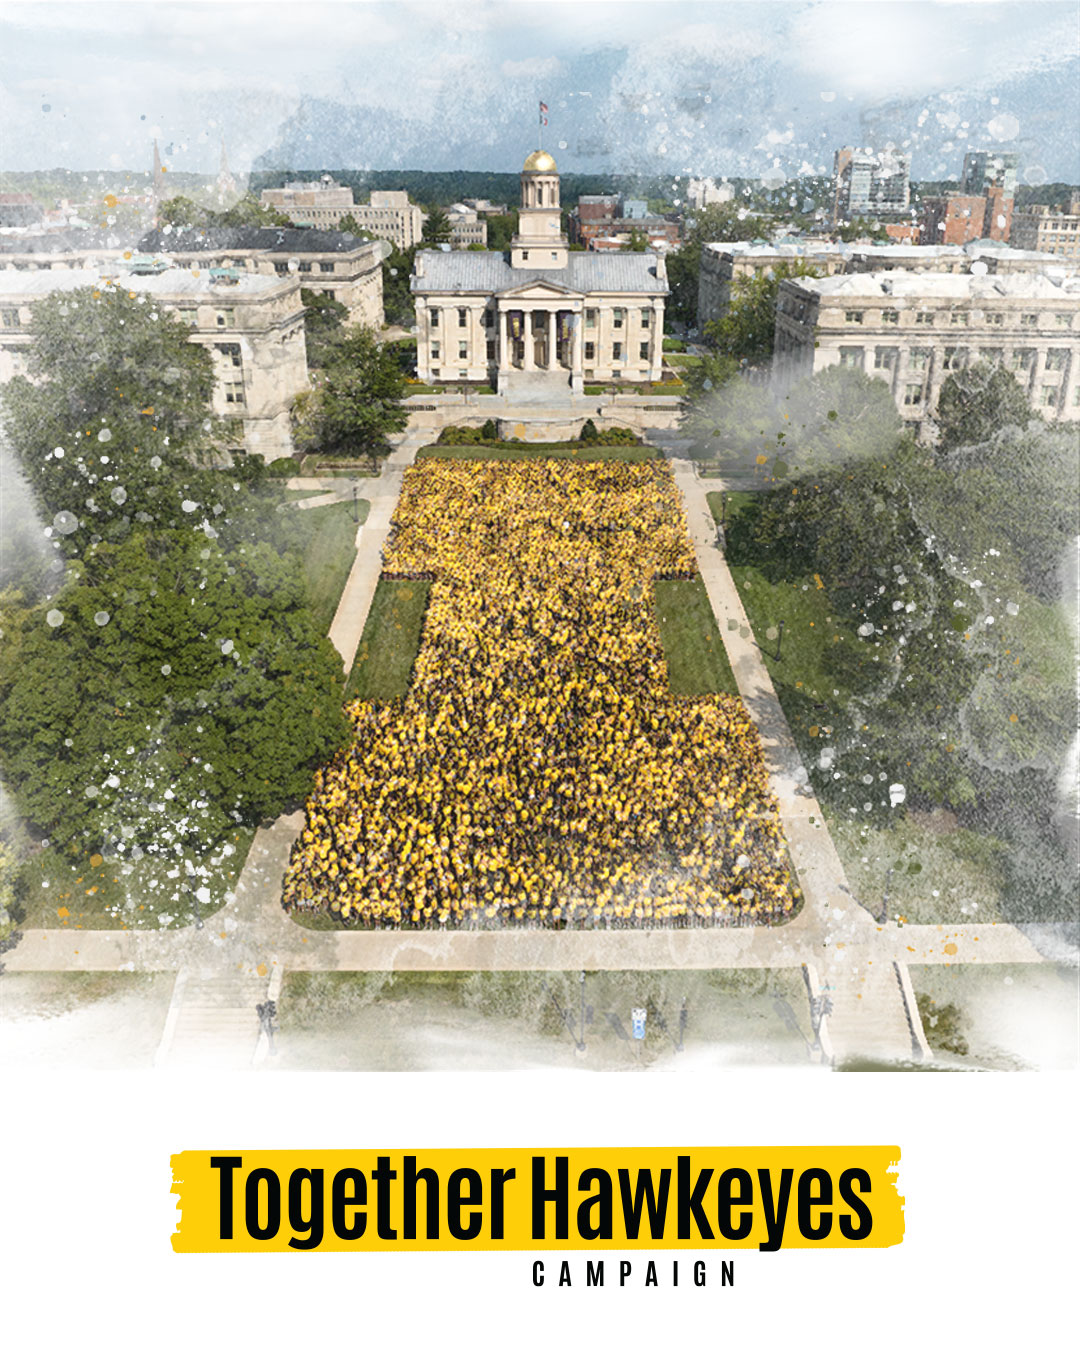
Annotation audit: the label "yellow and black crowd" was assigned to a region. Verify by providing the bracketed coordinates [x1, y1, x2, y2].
[282, 461, 798, 927]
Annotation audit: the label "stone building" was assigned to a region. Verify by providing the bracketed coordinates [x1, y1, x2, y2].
[772, 270, 1080, 433]
[345, 191, 425, 250]
[411, 150, 667, 393]
[0, 227, 387, 328]
[260, 177, 356, 228]
[832, 147, 911, 222]
[919, 191, 1012, 246]
[135, 227, 387, 325]
[0, 264, 308, 459]
[568, 194, 679, 250]
[446, 206, 488, 250]
[697, 239, 1075, 330]
[1010, 201, 1080, 260]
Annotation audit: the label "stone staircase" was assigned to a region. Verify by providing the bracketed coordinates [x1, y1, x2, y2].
[817, 956, 928, 1066]
[155, 969, 270, 1069]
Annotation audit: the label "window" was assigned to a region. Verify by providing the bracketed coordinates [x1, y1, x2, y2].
[430, 342, 440, 359]
[908, 348, 931, 371]
[216, 342, 242, 368]
[298, 261, 312, 273]
[1039, 385, 1058, 406]
[613, 308, 625, 329]
[838, 347, 864, 369]
[641, 308, 652, 326]
[1055, 313, 1072, 328]
[177, 307, 197, 327]
[319, 262, 334, 273]
[613, 341, 623, 360]
[639, 342, 650, 361]
[986, 312, 1004, 327]
[431, 367, 440, 379]
[223, 378, 245, 406]
[915, 311, 935, 325]
[584, 341, 595, 361]
[274, 262, 289, 275]
[521, 250, 529, 260]
[1, 308, 20, 328]
[458, 308, 467, 328]
[459, 369, 467, 378]
[874, 346, 898, 370]
[486, 340, 496, 361]
[484, 309, 494, 328]
[1010, 348, 1035, 372]
[903, 384, 923, 406]
[1045, 349, 1068, 371]
[585, 309, 597, 328]
[551, 252, 558, 260]
[882, 309, 899, 324]
[458, 341, 468, 359]
[982, 348, 1004, 366]
[943, 347, 969, 370]
[430, 309, 439, 327]
[950, 312, 968, 326]
[1020, 313, 1037, 327]
[216, 309, 235, 328]
[844, 310, 864, 324]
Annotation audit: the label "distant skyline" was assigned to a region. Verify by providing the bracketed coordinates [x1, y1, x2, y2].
[2, 1, 1078, 185]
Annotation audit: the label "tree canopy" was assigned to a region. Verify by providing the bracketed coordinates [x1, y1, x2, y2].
[703, 261, 821, 364]
[292, 325, 409, 467]
[421, 206, 452, 246]
[934, 360, 1036, 451]
[300, 288, 348, 368]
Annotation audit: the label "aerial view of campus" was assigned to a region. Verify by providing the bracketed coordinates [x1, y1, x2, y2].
[1, 1, 1077, 1075]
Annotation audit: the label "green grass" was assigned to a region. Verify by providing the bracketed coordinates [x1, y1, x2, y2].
[707, 490, 757, 528]
[665, 353, 703, 368]
[417, 442, 658, 462]
[345, 578, 431, 701]
[19, 826, 256, 930]
[654, 578, 739, 697]
[296, 499, 369, 631]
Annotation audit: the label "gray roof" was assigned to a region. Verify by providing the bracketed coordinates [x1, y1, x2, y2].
[137, 226, 379, 255]
[411, 249, 667, 296]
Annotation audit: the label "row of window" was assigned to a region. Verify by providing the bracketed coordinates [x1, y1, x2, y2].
[428, 306, 656, 330]
[431, 338, 653, 363]
[843, 307, 1074, 328]
[274, 261, 337, 275]
[841, 344, 1072, 374]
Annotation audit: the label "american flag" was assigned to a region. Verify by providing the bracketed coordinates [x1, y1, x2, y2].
[539, 100, 548, 126]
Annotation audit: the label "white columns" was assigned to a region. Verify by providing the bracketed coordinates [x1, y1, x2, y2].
[499, 308, 510, 372]
[546, 309, 555, 370]
[523, 309, 536, 371]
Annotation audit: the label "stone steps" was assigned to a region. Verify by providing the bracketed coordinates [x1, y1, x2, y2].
[156, 972, 270, 1068]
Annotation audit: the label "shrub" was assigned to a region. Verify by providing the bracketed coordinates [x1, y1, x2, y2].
[480, 418, 499, 440]
[437, 424, 490, 445]
[663, 337, 687, 352]
[579, 418, 599, 442]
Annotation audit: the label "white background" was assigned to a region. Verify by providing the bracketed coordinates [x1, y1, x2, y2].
[3, 1066, 1077, 1348]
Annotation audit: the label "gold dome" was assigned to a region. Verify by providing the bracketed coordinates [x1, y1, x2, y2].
[523, 149, 557, 173]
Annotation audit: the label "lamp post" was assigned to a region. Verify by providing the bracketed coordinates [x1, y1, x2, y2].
[351, 484, 358, 524]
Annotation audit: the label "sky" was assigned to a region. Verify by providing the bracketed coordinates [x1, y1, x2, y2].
[1, 0, 1078, 183]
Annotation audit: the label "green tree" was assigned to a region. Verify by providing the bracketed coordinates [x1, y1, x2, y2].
[421, 206, 452, 246]
[625, 228, 649, 252]
[337, 213, 372, 238]
[293, 325, 409, 469]
[934, 360, 1036, 451]
[212, 194, 291, 228]
[486, 210, 519, 251]
[703, 261, 820, 364]
[835, 216, 890, 243]
[158, 195, 207, 228]
[1, 288, 217, 551]
[300, 288, 348, 368]
[381, 245, 417, 326]
[0, 531, 348, 854]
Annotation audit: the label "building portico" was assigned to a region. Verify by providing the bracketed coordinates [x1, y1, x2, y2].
[412, 147, 667, 396]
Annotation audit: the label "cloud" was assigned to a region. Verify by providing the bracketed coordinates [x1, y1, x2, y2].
[500, 56, 565, 79]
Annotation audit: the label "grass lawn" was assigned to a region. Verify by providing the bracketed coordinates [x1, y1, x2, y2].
[417, 442, 658, 462]
[711, 488, 1018, 926]
[19, 826, 256, 930]
[345, 578, 431, 701]
[296, 499, 369, 631]
[665, 353, 703, 368]
[654, 578, 739, 697]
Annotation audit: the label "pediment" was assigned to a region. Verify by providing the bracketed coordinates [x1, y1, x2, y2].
[496, 279, 581, 300]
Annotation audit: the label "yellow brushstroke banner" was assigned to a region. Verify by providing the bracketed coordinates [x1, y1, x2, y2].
[172, 1147, 903, 1252]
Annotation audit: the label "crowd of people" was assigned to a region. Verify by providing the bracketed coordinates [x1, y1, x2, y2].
[282, 460, 799, 927]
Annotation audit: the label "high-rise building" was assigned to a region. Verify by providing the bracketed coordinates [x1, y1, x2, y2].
[960, 150, 1019, 199]
[833, 147, 911, 222]
[1010, 201, 1080, 259]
